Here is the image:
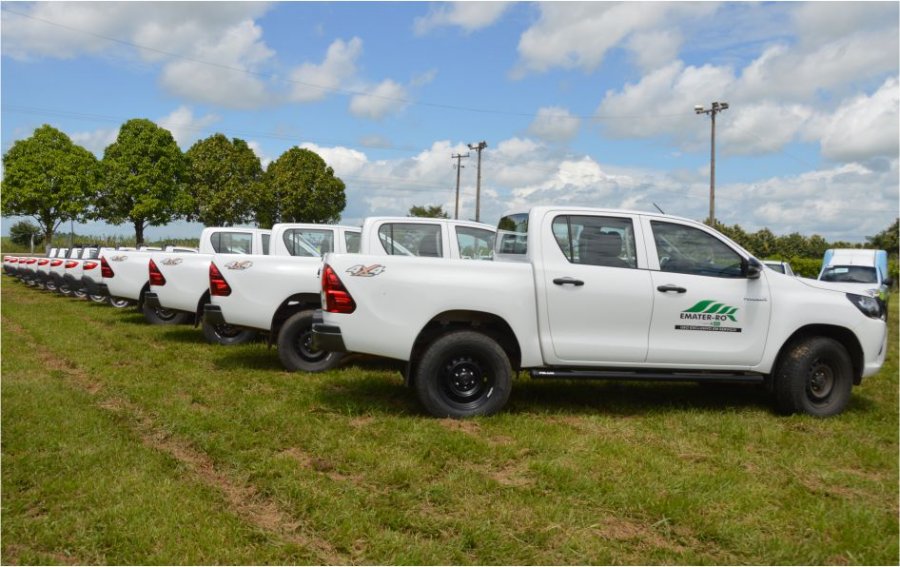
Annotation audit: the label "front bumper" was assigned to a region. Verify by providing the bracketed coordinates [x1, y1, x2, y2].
[311, 310, 347, 353]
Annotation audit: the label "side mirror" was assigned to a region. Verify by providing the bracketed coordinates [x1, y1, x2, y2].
[884, 276, 894, 288]
[744, 258, 763, 280]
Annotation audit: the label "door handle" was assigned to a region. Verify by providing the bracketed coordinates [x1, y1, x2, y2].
[553, 277, 584, 286]
[657, 284, 687, 293]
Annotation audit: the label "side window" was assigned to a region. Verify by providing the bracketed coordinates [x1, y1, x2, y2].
[211, 232, 253, 254]
[282, 229, 333, 257]
[456, 227, 495, 260]
[378, 223, 442, 257]
[551, 215, 637, 269]
[261, 234, 270, 255]
[345, 232, 361, 254]
[651, 221, 743, 278]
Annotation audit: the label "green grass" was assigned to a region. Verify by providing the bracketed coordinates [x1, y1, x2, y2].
[2, 279, 897, 564]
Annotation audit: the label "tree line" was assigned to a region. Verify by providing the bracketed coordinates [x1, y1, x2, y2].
[2, 121, 347, 246]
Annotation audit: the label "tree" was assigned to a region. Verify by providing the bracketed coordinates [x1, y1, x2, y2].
[184, 134, 264, 227]
[408, 204, 449, 218]
[867, 218, 899, 255]
[97, 119, 187, 245]
[261, 147, 346, 225]
[1, 124, 99, 245]
[8, 220, 43, 247]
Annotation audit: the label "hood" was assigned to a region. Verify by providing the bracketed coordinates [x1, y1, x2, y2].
[798, 277, 879, 297]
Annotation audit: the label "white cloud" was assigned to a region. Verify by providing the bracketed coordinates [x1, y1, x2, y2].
[247, 141, 273, 169]
[300, 142, 369, 177]
[528, 107, 581, 143]
[514, 3, 713, 76]
[626, 30, 682, 72]
[413, 2, 511, 36]
[70, 127, 119, 156]
[157, 106, 220, 148]
[815, 77, 900, 163]
[288, 37, 362, 103]
[159, 20, 274, 109]
[349, 79, 408, 120]
[2, 3, 276, 108]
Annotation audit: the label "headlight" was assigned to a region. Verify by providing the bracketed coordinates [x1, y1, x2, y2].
[847, 293, 885, 320]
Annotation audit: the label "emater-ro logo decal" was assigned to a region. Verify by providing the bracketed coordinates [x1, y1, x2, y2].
[676, 300, 741, 333]
[347, 264, 385, 277]
[161, 257, 182, 266]
[224, 260, 253, 270]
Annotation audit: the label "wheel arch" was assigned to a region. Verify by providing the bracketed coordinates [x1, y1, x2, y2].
[406, 310, 522, 387]
[270, 293, 321, 338]
[775, 324, 864, 385]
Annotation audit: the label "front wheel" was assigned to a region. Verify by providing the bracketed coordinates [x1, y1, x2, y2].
[141, 301, 193, 325]
[277, 310, 344, 372]
[414, 330, 513, 418]
[202, 320, 258, 345]
[774, 337, 854, 417]
[89, 294, 107, 304]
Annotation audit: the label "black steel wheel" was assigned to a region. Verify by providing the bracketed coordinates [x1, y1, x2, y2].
[415, 330, 512, 418]
[277, 310, 345, 372]
[774, 336, 853, 417]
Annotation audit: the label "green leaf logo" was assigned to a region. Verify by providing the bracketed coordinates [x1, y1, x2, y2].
[683, 300, 738, 322]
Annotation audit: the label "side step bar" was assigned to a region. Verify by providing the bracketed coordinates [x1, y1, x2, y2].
[529, 369, 765, 383]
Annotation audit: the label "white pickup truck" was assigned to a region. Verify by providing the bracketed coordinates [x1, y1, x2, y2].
[99, 245, 200, 320]
[314, 206, 888, 418]
[205, 217, 496, 372]
[141, 227, 272, 334]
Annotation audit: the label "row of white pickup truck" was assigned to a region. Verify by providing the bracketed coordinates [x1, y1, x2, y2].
[4, 207, 889, 419]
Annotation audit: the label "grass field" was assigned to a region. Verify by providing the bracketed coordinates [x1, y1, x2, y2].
[2, 277, 897, 565]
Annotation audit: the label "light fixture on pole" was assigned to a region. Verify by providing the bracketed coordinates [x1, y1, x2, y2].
[467, 141, 487, 222]
[694, 101, 729, 226]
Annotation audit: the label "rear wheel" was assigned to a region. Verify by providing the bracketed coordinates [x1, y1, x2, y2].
[141, 301, 193, 325]
[414, 330, 512, 418]
[277, 310, 344, 372]
[108, 297, 131, 308]
[202, 320, 258, 345]
[89, 294, 107, 304]
[72, 287, 87, 299]
[774, 337, 853, 417]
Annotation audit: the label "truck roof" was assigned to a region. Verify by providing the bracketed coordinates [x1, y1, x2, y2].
[362, 217, 495, 232]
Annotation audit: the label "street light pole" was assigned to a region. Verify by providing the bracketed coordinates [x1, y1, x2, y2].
[467, 141, 487, 222]
[694, 101, 729, 226]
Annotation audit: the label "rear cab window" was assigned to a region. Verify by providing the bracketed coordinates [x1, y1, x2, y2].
[210, 232, 254, 254]
[455, 227, 495, 260]
[345, 231, 361, 253]
[495, 214, 528, 257]
[283, 229, 333, 257]
[551, 215, 637, 268]
[378, 223, 443, 257]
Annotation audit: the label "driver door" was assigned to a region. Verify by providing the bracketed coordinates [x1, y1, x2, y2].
[643, 218, 771, 367]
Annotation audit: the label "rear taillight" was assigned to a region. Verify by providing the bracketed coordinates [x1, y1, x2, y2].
[26, 258, 37, 265]
[65, 260, 78, 269]
[50, 260, 63, 267]
[9, 258, 18, 264]
[83, 261, 98, 270]
[38, 259, 49, 266]
[321, 264, 356, 313]
[100, 256, 114, 278]
[148, 259, 166, 286]
[209, 262, 231, 296]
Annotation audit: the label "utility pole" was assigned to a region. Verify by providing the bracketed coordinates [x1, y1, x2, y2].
[451, 152, 469, 220]
[467, 141, 487, 222]
[694, 101, 729, 226]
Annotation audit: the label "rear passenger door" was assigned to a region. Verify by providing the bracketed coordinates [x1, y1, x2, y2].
[539, 212, 653, 364]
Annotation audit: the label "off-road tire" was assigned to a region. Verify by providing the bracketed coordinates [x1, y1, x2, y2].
[202, 320, 258, 345]
[414, 330, 513, 418]
[774, 336, 853, 417]
[277, 309, 345, 372]
[141, 300, 192, 325]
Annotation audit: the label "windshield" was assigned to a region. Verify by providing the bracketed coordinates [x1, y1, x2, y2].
[820, 265, 878, 284]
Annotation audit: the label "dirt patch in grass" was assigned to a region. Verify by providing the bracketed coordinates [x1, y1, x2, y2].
[3, 319, 344, 564]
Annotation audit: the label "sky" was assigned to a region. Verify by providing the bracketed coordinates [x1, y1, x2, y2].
[1, 1, 898, 243]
